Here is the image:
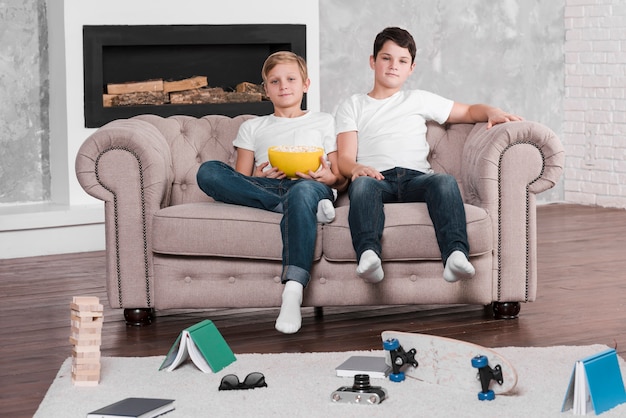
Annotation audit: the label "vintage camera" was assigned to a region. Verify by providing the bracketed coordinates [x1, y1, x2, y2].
[331, 374, 387, 405]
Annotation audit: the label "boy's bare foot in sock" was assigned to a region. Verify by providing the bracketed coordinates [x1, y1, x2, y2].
[316, 199, 335, 224]
[356, 249, 384, 283]
[275, 280, 303, 334]
[443, 250, 475, 283]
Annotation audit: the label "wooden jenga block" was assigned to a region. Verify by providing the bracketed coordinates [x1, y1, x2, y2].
[72, 363, 100, 376]
[71, 315, 104, 328]
[72, 351, 101, 365]
[69, 335, 102, 346]
[72, 362, 101, 371]
[72, 296, 101, 305]
[71, 308, 103, 318]
[72, 373, 100, 386]
[72, 380, 100, 387]
[72, 345, 101, 355]
[71, 325, 101, 335]
[72, 355, 101, 366]
[71, 302, 103, 312]
[73, 344, 101, 353]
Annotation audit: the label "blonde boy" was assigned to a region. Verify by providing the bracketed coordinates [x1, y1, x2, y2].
[197, 52, 346, 334]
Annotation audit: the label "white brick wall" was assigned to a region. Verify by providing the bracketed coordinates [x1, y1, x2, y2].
[565, 0, 626, 208]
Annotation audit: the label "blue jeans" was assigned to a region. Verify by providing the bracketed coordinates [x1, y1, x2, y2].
[348, 167, 469, 265]
[196, 160, 334, 287]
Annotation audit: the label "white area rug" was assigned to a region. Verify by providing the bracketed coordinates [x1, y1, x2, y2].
[36, 345, 626, 417]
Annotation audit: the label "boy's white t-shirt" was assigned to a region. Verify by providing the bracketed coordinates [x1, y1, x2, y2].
[334, 89, 453, 173]
[233, 111, 336, 171]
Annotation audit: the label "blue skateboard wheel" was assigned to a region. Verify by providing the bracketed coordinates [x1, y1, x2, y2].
[478, 390, 495, 401]
[389, 372, 405, 382]
[471, 355, 488, 368]
[383, 338, 400, 351]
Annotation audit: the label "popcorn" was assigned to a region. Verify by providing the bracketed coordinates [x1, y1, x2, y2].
[271, 145, 322, 153]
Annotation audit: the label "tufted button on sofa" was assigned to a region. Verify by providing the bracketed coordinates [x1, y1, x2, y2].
[75, 114, 564, 325]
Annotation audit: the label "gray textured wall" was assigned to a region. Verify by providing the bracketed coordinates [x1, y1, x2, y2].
[0, 0, 564, 205]
[319, 0, 564, 201]
[0, 0, 49, 203]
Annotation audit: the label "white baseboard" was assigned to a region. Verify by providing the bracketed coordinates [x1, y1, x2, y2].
[0, 203, 105, 259]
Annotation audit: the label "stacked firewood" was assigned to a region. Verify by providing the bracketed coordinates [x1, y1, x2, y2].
[103, 76, 267, 107]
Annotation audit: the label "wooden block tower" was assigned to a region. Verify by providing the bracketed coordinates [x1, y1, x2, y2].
[69, 296, 103, 386]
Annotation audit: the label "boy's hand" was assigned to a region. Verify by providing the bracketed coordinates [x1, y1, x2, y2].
[255, 161, 286, 179]
[350, 163, 384, 181]
[486, 109, 524, 129]
[296, 157, 336, 185]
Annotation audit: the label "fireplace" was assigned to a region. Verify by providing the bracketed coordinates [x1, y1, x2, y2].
[83, 24, 306, 128]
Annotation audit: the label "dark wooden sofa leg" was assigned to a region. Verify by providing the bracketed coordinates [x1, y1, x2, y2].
[124, 308, 155, 326]
[491, 302, 521, 320]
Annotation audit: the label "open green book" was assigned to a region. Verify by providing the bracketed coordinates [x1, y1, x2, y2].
[159, 319, 236, 373]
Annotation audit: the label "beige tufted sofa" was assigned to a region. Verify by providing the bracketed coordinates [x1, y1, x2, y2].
[75, 114, 564, 325]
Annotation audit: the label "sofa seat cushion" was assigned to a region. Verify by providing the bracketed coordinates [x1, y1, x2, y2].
[323, 203, 492, 262]
[152, 202, 323, 260]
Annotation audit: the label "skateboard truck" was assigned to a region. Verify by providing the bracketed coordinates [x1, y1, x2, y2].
[382, 338, 418, 382]
[471, 355, 504, 401]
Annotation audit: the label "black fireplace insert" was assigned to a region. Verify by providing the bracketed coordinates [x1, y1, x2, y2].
[83, 24, 306, 128]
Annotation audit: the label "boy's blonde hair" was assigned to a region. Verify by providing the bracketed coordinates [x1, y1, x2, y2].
[261, 51, 308, 83]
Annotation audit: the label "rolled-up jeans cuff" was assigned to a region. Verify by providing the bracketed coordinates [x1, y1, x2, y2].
[281, 265, 310, 288]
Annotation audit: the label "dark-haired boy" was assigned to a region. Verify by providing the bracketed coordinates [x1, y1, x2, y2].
[336, 27, 522, 284]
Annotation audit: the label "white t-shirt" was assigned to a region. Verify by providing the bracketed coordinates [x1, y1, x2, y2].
[233, 111, 336, 171]
[334, 90, 453, 173]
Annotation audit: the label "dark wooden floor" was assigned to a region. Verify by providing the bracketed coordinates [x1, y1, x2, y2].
[2, 203, 626, 417]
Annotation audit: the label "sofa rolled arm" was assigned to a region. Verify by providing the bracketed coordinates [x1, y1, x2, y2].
[461, 120, 564, 303]
[462, 120, 564, 206]
[75, 118, 173, 309]
[76, 119, 173, 205]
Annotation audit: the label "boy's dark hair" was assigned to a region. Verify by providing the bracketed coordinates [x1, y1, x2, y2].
[373, 27, 417, 63]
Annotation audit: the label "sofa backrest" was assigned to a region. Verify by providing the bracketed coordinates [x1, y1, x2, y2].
[425, 121, 475, 198]
[136, 114, 472, 207]
[134, 114, 255, 206]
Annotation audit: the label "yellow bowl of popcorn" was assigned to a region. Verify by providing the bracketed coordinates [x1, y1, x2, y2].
[267, 145, 324, 178]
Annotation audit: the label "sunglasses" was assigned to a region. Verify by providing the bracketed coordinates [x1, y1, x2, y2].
[218, 372, 268, 391]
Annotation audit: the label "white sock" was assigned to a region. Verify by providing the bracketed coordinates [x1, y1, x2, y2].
[443, 250, 476, 283]
[275, 280, 303, 334]
[356, 249, 384, 283]
[316, 199, 335, 224]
